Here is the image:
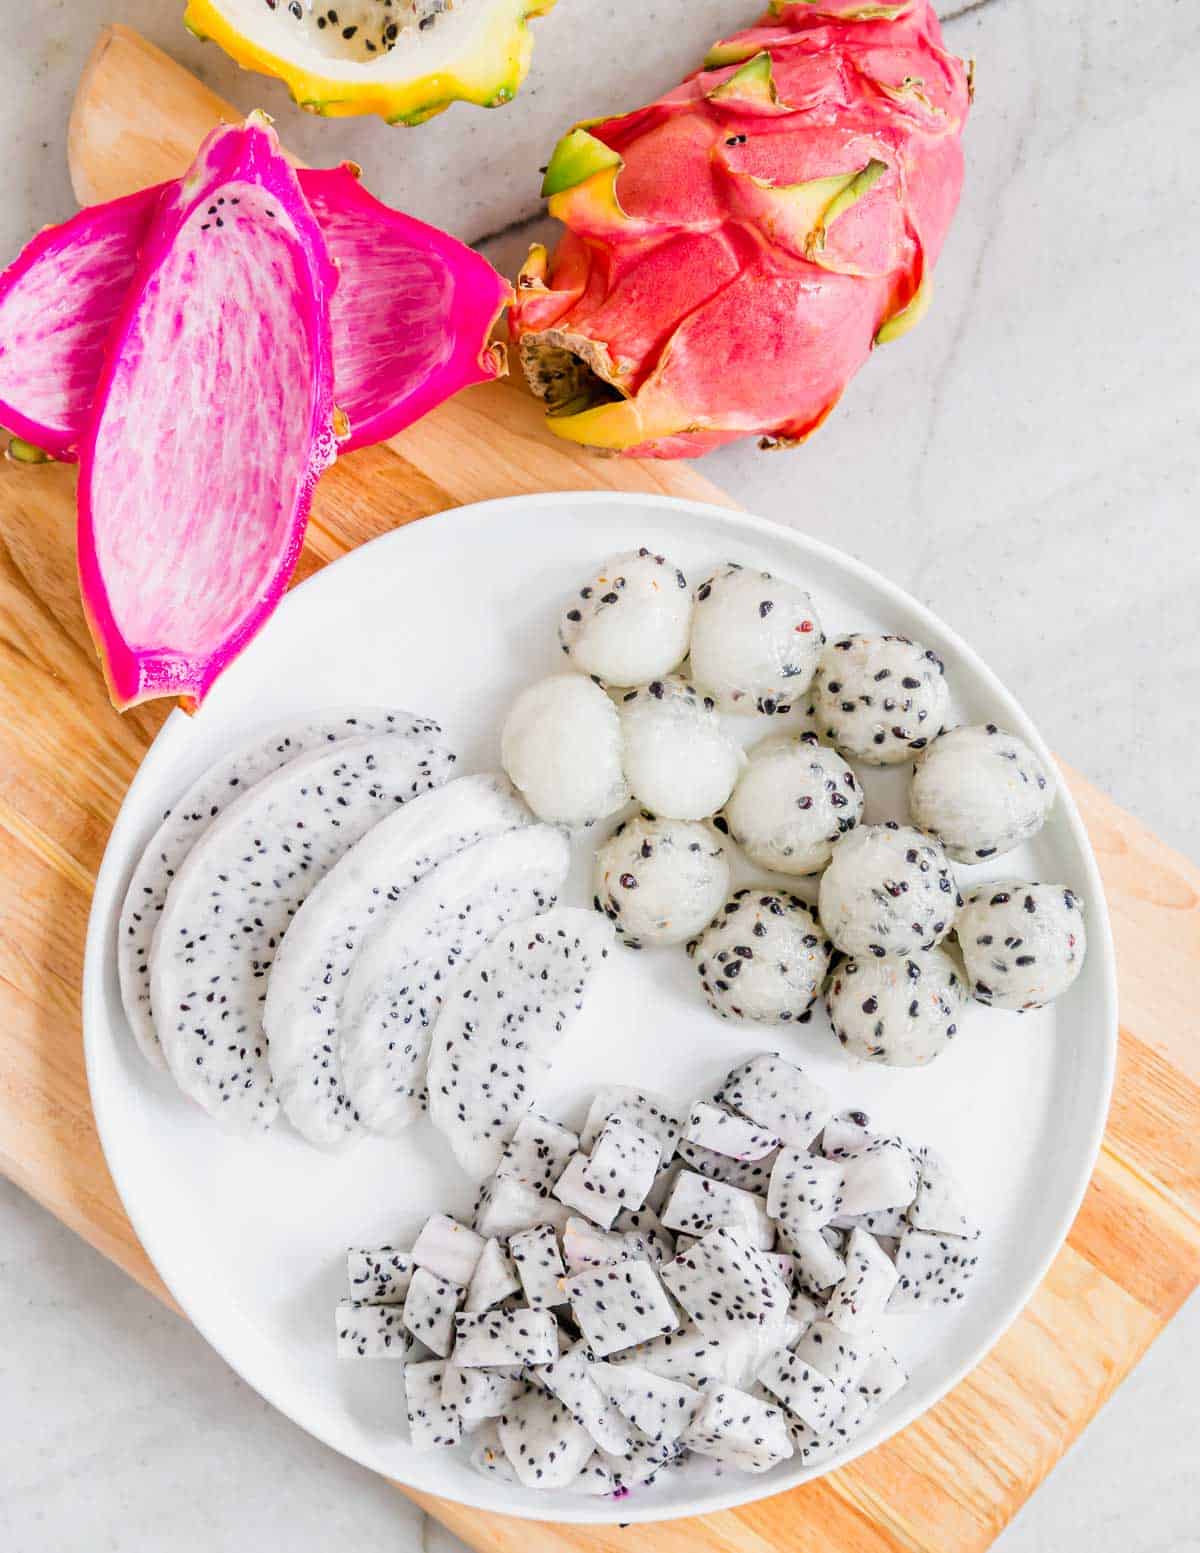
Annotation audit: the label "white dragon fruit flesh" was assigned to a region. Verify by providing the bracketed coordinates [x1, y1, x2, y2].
[838, 1138, 921, 1217]
[534, 1346, 640, 1455]
[617, 675, 746, 820]
[474, 1175, 570, 1241]
[426, 907, 611, 1178]
[909, 1147, 981, 1238]
[594, 1362, 701, 1444]
[674, 1138, 778, 1195]
[812, 633, 948, 764]
[465, 1238, 522, 1313]
[780, 1229, 847, 1295]
[826, 947, 965, 1067]
[509, 1223, 568, 1310]
[755, 1346, 845, 1433]
[579, 1086, 683, 1160]
[453, 1307, 560, 1369]
[723, 733, 863, 875]
[497, 1384, 597, 1489]
[689, 890, 832, 1025]
[660, 1227, 789, 1344]
[767, 1150, 845, 1235]
[957, 881, 1087, 1011]
[713, 1053, 832, 1150]
[825, 1228, 900, 1335]
[497, 1115, 580, 1198]
[566, 1258, 679, 1358]
[347, 1244, 413, 1305]
[682, 1101, 780, 1161]
[689, 562, 824, 716]
[559, 548, 693, 686]
[890, 1228, 981, 1309]
[501, 673, 629, 828]
[442, 1363, 524, 1426]
[793, 1319, 874, 1392]
[683, 1384, 793, 1473]
[593, 812, 730, 948]
[818, 823, 960, 958]
[820, 1109, 875, 1159]
[406, 1359, 464, 1451]
[411, 1213, 486, 1289]
[660, 1170, 775, 1250]
[335, 1300, 416, 1359]
[402, 1266, 466, 1358]
[910, 723, 1057, 863]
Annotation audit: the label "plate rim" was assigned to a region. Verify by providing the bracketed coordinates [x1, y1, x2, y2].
[82, 489, 1119, 1524]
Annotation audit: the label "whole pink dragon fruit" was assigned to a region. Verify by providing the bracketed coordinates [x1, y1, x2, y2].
[511, 0, 971, 459]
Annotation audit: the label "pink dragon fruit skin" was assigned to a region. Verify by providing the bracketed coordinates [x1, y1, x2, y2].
[0, 184, 162, 459]
[0, 166, 509, 461]
[511, 0, 971, 459]
[77, 117, 338, 710]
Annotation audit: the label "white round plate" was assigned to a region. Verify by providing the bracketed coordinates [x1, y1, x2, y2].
[84, 493, 1116, 1523]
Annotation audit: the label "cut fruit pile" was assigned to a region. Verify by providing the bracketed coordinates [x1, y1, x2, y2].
[336, 1055, 982, 1492]
[511, 0, 972, 458]
[184, 0, 557, 125]
[120, 706, 610, 1147]
[500, 546, 1088, 1052]
[0, 116, 509, 709]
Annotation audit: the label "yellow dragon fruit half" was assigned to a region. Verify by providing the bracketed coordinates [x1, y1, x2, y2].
[184, 0, 557, 124]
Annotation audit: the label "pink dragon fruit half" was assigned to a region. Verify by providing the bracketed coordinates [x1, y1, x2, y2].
[511, 0, 971, 458]
[0, 168, 508, 461]
[77, 116, 339, 710]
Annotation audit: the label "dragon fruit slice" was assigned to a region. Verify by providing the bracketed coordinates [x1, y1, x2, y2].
[473, 1175, 570, 1241]
[335, 1299, 417, 1358]
[908, 1146, 981, 1237]
[406, 1359, 465, 1451]
[889, 1227, 981, 1309]
[534, 1346, 641, 1455]
[675, 1138, 778, 1195]
[411, 1213, 487, 1288]
[511, 0, 970, 457]
[150, 731, 454, 1128]
[497, 1384, 597, 1489]
[565, 1259, 679, 1358]
[821, 1108, 876, 1159]
[426, 907, 611, 1178]
[660, 1227, 789, 1344]
[793, 1319, 874, 1392]
[594, 1362, 701, 1445]
[838, 1137, 921, 1217]
[465, 1238, 522, 1313]
[682, 1101, 780, 1162]
[264, 772, 529, 1142]
[453, 1306, 560, 1369]
[340, 825, 571, 1135]
[0, 183, 160, 458]
[0, 164, 507, 461]
[578, 1116, 661, 1220]
[579, 1085, 683, 1160]
[661, 1170, 775, 1250]
[779, 1227, 846, 1294]
[509, 1224, 568, 1310]
[754, 1346, 843, 1433]
[77, 117, 338, 709]
[612, 1206, 676, 1264]
[604, 1323, 761, 1392]
[683, 1385, 792, 1474]
[767, 1150, 845, 1234]
[443, 1363, 524, 1427]
[402, 1266, 466, 1358]
[713, 1053, 832, 1149]
[347, 1243, 414, 1305]
[825, 1227, 900, 1334]
[119, 706, 432, 1069]
[496, 1116, 580, 1198]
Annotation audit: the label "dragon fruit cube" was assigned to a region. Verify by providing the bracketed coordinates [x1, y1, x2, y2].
[779, 1227, 847, 1294]
[402, 1266, 466, 1359]
[346, 1245, 413, 1305]
[335, 1299, 416, 1359]
[474, 1174, 569, 1240]
[406, 1359, 464, 1451]
[534, 1345, 640, 1455]
[908, 1146, 981, 1238]
[683, 1384, 793, 1474]
[509, 1223, 568, 1309]
[826, 1227, 900, 1334]
[767, 1149, 845, 1232]
[755, 1346, 844, 1433]
[660, 1226, 789, 1343]
[453, 1307, 560, 1369]
[579, 1085, 683, 1160]
[837, 1137, 920, 1217]
[855, 1344, 909, 1410]
[660, 1169, 774, 1249]
[442, 1363, 524, 1426]
[713, 1054, 832, 1148]
[890, 1227, 981, 1309]
[465, 1237, 522, 1313]
[793, 1319, 873, 1391]
[682, 1101, 780, 1161]
[497, 1114, 580, 1197]
[497, 1384, 596, 1489]
[566, 1257, 679, 1357]
[675, 1137, 778, 1193]
[411, 1212, 486, 1288]
[594, 1361, 701, 1444]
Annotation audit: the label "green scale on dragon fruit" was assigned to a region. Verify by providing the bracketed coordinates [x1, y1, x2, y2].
[336, 824, 571, 1137]
[149, 730, 455, 1129]
[426, 908, 611, 1179]
[118, 707, 437, 1070]
[263, 772, 532, 1145]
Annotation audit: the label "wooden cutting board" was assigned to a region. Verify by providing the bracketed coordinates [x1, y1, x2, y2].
[1, 25, 1197, 1552]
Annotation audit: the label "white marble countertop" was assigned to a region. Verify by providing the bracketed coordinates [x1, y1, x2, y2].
[2, 0, 1198, 1547]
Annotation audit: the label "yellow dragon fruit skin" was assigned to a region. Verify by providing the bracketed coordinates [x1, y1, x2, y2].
[511, 0, 971, 459]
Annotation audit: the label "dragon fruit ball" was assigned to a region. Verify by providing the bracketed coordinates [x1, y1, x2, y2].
[826, 947, 965, 1067]
[618, 675, 745, 820]
[688, 889, 833, 1024]
[594, 813, 729, 948]
[818, 823, 960, 958]
[723, 732, 864, 876]
[559, 548, 693, 686]
[911, 723, 1057, 863]
[957, 882, 1087, 1010]
[813, 633, 949, 765]
[501, 673, 629, 828]
[688, 562, 824, 715]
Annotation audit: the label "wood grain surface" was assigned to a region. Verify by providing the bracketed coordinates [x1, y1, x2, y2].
[0, 27, 1196, 1553]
